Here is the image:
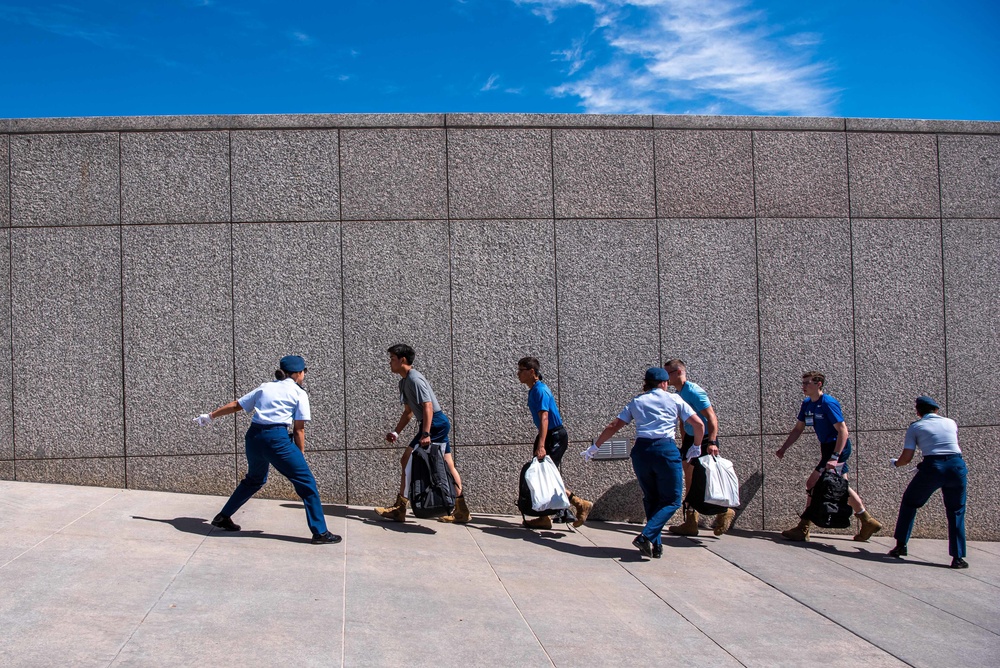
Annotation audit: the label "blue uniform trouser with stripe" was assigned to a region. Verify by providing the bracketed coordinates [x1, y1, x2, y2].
[893, 454, 967, 558]
[220, 423, 329, 536]
[630, 437, 684, 547]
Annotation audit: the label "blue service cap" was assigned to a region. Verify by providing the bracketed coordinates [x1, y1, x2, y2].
[915, 395, 939, 410]
[645, 367, 670, 384]
[280, 355, 307, 373]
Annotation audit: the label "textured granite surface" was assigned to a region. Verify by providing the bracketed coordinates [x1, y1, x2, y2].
[345, 447, 409, 507]
[231, 130, 340, 223]
[654, 131, 754, 217]
[122, 224, 235, 456]
[852, 219, 946, 431]
[845, 117, 1000, 134]
[943, 219, 1000, 427]
[658, 218, 760, 436]
[555, 219, 659, 440]
[126, 454, 236, 497]
[10, 132, 120, 226]
[757, 218, 855, 435]
[340, 129, 447, 220]
[447, 114, 652, 128]
[553, 129, 655, 219]
[341, 220, 453, 449]
[232, 222, 344, 453]
[957, 426, 993, 541]
[754, 131, 849, 217]
[451, 220, 557, 445]
[655, 115, 845, 131]
[847, 133, 940, 219]
[120, 131, 230, 224]
[938, 135, 1000, 218]
[7, 114, 446, 133]
[0, 230, 10, 459]
[447, 128, 552, 219]
[716, 435, 765, 531]
[0, 135, 8, 226]
[16, 457, 125, 488]
[11, 227, 123, 458]
[0, 460, 11, 480]
[237, 449, 347, 505]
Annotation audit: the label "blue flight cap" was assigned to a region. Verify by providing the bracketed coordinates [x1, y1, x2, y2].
[915, 395, 939, 411]
[280, 355, 307, 373]
[645, 367, 670, 384]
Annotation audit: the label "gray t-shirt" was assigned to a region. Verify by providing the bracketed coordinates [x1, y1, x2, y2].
[399, 369, 441, 416]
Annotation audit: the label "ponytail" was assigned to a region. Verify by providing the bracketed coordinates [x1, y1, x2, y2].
[274, 368, 288, 381]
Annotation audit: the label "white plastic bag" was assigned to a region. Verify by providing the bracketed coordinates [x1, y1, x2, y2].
[524, 456, 571, 512]
[699, 454, 740, 508]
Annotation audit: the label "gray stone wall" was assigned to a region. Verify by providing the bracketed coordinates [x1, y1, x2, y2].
[2, 113, 998, 540]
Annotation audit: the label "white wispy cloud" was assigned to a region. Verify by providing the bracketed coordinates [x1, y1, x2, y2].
[481, 73, 501, 91]
[0, 4, 124, 48]
[516, 0, 836, 116]
[290, 30, 315, 45]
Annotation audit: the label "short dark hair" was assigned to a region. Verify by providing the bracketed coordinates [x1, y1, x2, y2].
[664, 358, 686, 372]
[387, 344, 415, 365]
[518, 356, 541, 375]
[802, 370, 825, 388]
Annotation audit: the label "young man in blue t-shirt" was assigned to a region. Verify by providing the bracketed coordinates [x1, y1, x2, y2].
[775, 370, 881, 542]
[516, 356, 593, 529]
[663, 359, 735, 537]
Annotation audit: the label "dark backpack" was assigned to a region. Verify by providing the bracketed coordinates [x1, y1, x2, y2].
[684, 456, 730, 515]
[517, 459, 560, 517]
[805, 469, 853, 528]
[408, 443, 456, 519]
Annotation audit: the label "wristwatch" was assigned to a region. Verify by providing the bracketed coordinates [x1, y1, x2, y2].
[418, 431, 430, 438]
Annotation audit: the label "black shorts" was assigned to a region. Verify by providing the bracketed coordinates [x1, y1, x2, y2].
[815, 439, 852, 475]
[680, 432, 716, 459]
[534, 425, 568, 467]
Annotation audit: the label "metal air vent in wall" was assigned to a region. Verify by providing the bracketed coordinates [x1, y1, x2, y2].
[594, 438, 629, 460]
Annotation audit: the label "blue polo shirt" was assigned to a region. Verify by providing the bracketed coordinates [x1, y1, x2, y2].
[678, 381, 711, 436]
[797, 393, 844, 444]
[528, 380, 563, 430]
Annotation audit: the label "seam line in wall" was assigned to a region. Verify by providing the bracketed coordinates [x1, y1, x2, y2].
[549, 129, 562, 406]
[750, 131, 766, 529]
[7, 131, 14, 477]
[845, 132, 861, 449]
[118, 132, 127, 487]
[338, 129, 350, 503]
[228, 131, 237, 479]
[444, 127, 458, 453]
[935, 135, 949, 414]
[651, 128, 663, 364]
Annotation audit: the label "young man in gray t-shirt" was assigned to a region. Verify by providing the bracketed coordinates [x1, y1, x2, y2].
[374, 343, 471, 523]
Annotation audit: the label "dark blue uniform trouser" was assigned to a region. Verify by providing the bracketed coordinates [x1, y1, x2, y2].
[220, 423, 329, 536]
[631, 437, 684, 547]
[893, 454, 967, 558]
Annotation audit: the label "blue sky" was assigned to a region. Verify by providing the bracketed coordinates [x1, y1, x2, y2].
[1, 0, 997, 121]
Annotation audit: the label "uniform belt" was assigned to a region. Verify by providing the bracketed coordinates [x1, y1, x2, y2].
[250, 422, 290, 429]
[548, 425, 566, 433]
[923, 453, 961, 460]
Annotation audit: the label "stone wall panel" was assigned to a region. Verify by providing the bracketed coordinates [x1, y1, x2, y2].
[11, 227, 123, 458]
[0, 135, 8, 226]
[553, 129, 654, 219]
[754, 131, 848, 217]
[127, 454, 236, 497]
[10, 132, 120, 226]
[231, 130, 340, 223]
[654, 130, 754, 217]
[121, 131, 230, 224]
[447, 128, 552, 219]
[16, 457, 125, 488]
[847, 133, 940, 218]
[939, 135, 1000, 218]
[0, 230, 10, 460]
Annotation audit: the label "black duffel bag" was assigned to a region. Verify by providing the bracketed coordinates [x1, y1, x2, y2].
[409, 443, 456, 519]
[804, 469, 853, 528]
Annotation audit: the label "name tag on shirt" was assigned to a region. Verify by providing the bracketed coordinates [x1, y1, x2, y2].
[804, 411, 814, 427]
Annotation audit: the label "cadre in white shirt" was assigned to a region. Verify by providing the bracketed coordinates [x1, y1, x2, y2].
[237, 378, 311, 426]
[903, 413, 961, 457]
[617, 387, 696, 439]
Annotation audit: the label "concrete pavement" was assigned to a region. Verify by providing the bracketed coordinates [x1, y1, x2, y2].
[1, 480, 997, 667]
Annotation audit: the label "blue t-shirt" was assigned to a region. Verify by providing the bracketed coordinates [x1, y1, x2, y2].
[797, 394, 844, 444]
[678, 381, 711, 436]
[527, 380, 563, 430]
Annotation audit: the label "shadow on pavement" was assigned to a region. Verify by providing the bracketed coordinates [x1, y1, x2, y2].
[716, 528, 949, 567]
[131, 515, 314, 544]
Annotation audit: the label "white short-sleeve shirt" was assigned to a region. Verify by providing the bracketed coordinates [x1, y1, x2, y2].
[618, 388, 695, 439]
[238, 378, 311, 425]
[903, 413, 961, 456]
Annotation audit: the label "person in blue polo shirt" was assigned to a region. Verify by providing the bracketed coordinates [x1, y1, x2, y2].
[775, 370, 881, 542]
[516, 356, 593, 530]
[888, 395, 969, 569]
[194, 355, 340, 544]
[589, 367, 705, 559]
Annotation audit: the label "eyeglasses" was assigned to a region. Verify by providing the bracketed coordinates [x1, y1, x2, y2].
[801, 380, 816, 386]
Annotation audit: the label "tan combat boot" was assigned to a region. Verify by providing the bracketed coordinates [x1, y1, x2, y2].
[569, 493, 593, 528]
[438, 495, 472, 524]
[668, 509, 700, 536]
[713, 508, 736, 536]
[781, 516, 810, 541]
[853, 511, 882, 542]
[523, 515, 553, 530]
[374, 494, 408, 522]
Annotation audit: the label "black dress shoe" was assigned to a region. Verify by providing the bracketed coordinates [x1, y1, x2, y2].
[211, 513, 241, 531]
[888, 545, 907, 558]
[651, 543, 663, 559]
[632, 534, 653, 558]
[311, 531, 343, 544]
[950, 557, 969, 569]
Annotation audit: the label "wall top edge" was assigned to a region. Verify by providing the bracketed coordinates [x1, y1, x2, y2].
[1, 113, 998, 135]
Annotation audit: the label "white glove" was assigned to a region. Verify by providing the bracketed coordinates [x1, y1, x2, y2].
[889, 458, 898, 469]
[194, 414, 212, 427]
[686, 445, 702, 461]
[582, 443, 600, 461]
